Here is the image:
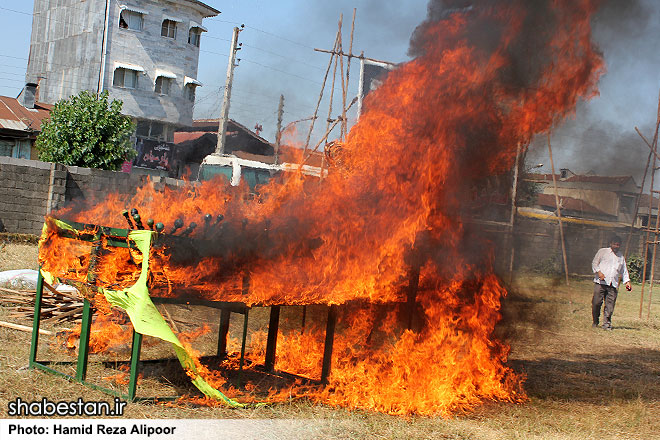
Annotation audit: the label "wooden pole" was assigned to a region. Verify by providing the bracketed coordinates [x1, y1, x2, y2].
[646, 96, 660, 320]
[339, 9, 356, 140]
[646, 183, 660, 320]
[302, 31, 341, 157]
[624, 130, 652, 260]
[635, 125, 660, 164]
[216, 26, 243, 154]
[274, 95, 284, 165]
[639, 91, 660, 318]
[335, 16, 346, 141]
[300, 97, 358, 169]
[313, 48, 396, 68]
[508, 143, 521, 283]
[639, 148, 656, 319]
[319, 38, 340, 183]
[547, 132, 570, 286]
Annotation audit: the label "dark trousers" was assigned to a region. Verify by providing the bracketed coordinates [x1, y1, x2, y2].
[592, 283, 618, 328]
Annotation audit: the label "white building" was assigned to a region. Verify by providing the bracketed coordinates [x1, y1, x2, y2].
[25, 0, 219, 143]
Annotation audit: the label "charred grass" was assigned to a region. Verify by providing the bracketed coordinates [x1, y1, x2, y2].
[1, 242, 660, 438]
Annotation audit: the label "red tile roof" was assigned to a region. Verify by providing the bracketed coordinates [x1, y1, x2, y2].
[173, 131, 207, 144]
[0, 96, 51, 133]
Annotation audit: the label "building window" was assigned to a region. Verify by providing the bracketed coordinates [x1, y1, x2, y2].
[113, 68, 138, 88]
[154, 76, 172, 95]
[620, 194, 635, 214]
[119, 10, 143, 31]
[14, 140, 31, 159]
[134, 120, 171, 142]
[150, 122, 164, 139]
[0, 140, 30, 159]
[161, 19, 177, 39]
[0, 140, 13, 157]
[185, 84, 196, 102]
[136, 120, 150, 137]
[188, 27, 202, 47]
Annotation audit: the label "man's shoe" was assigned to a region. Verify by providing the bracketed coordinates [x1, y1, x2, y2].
[592, 322, 599, 328]
[602, 325, 612, 331]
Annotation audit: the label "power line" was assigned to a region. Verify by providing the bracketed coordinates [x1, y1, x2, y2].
[203, 33, 325, 73]
[0, 6, 32, 17]
[199, 49, 230, 58]
[244, 25, 316, 51]
[198, 49, 323, 85]
[206, 81, 318, 117]
[202, 34, 232, 43]
[241, 43, 324, 72]
[204, 17, 316, 50]
[239, 58, 323, 85]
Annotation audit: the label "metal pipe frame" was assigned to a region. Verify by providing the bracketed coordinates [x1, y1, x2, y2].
[29, 218, 355, 402]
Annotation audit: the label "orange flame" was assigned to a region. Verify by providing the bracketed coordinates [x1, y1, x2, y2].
[39, 0, 604, 415]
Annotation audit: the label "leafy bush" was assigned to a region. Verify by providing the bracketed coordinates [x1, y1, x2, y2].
[36, 90, 135, 170]
[627, 254, 644, 283]
[517, 180, 542, 207]
[530, 255, 563, 275]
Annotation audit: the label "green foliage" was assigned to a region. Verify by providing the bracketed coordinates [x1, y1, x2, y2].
[627, 254, 644, 283]
[36, 90, 135, 170]
[530, 255, 563, 276]
[517, 180, 542, 207]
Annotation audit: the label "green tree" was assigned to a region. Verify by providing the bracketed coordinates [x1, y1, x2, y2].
[36, 90, 136, 170]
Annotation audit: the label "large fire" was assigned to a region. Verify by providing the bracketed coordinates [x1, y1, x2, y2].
[39, 0, 604, 415]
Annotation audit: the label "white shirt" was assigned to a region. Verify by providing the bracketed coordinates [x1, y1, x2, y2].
[592, 247, 630, 288]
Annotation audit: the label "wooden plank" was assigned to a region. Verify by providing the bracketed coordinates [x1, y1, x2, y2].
[0, 320, 53, 336]
[42, 307, 84, 324]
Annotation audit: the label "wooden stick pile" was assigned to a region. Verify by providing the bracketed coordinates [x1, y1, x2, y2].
[0, 283, 83, 324]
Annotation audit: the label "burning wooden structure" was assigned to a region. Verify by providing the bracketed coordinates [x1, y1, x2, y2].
[32, 214, 421, 403]
[33, 0, 607, 415]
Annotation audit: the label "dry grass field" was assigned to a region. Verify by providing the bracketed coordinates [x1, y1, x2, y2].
[1, 241, 660, 439]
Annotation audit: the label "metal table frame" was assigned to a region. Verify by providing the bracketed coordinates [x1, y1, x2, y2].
[29, 219, 338, 402]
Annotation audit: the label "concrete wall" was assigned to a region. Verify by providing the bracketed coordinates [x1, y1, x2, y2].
[0, 158, 60, 234]
[26, 0, 105, 102]
[0, 156, 186, 235]
[482, 216, 648, 279]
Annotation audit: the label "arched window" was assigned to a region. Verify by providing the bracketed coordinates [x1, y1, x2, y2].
[119, 8, 144, 31]
[184, 76, 202, 102]
[155, 76, 172, 95]
[188, 27, 202, 47]
[161, 19, 177, 38]
[154, 70, 176, 95]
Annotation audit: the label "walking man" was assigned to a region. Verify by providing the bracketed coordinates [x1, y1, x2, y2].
[592, 235, 631, 330]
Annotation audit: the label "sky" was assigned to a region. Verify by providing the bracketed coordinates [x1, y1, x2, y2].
[1, 0, 659, 183]
[0, 0, 428, 147]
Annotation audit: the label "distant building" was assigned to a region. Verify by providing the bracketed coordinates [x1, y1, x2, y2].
[173, 119, 326, 185]
[0, 94, 51, 160]
[525, 169, 639, 224]
[24, 0, 219, 156]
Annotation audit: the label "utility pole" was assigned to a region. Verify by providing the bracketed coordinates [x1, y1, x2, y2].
[274, 94, 284, 164]
[216, 25, 244, 154]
